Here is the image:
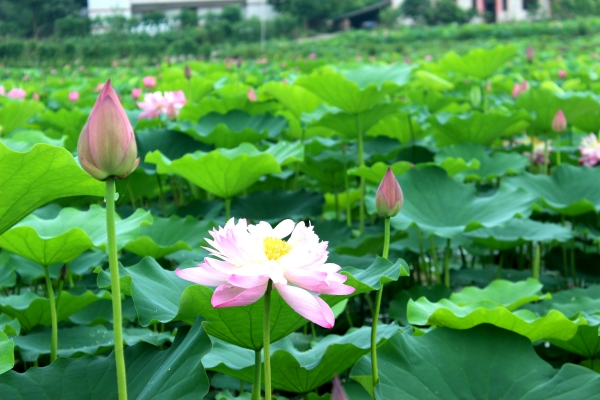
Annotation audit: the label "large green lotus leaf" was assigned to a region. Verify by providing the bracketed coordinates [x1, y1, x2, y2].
[350, 325, 600, 399]
[435, 143, 529, 182]
[388, 225, 473, 255]
[204, 324, 400, 394]
[171, 111, 287, 148]
[348, 161, 413, 185]
[0, 290, 112, 331]
[309, 103, 399, 138]
[98, 257, 407, 349]
[430, 110, 531, 147]
[124, 216, 214, 259]
[295, 69, 388, 114]
[342, 64, 414, 90]
[68, 297, 137, 326]
[145, 142, 291, 198]
[0, 143, 105, 236]
[0, 100, 45, 135]
[261, 81, 322, 118]
[0, 332, 13, 376]
[1, 130, 66, 152]
[407, 297, 585, 342]
[515, 88, 562, 132]
[389, 285, 453, 325]
[0, 206, 152, 264]
[414, 70, 454, 91]
[448, 278, 550, 310]
[465, 219, 574, 250]
[368, 166, 534, 238]
[0, 314, 20, 336]
[437, 45, 517, 79]
[14, 325, 172, 361]
[550, 325, 600, 359]
[366, 111, 426, 144]
[36, 108, 88, 151]
[506, 164, 600, 216]
[0, 319, 211, 399]
[230, 189, 324, 223]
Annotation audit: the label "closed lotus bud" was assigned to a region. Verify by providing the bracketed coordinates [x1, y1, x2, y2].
[68, 91, 79, 102]
[552, 109, 567, 133]
[331, 376, 349, 400]
[184, 65, 192, 80]
[131, 88, 142, 100]
[143, 76, 156, 89]
[558, 70, 567, 79]
[525, 45, 535, 63]
[77, 79, 139, 181]
[376, 167, 403, 217]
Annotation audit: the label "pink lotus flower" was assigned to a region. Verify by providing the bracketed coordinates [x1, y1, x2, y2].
[143, 76, 157, 89]
[176, 218, 355, 328]
[247, 88, 257, 102]
[137, 90, 186, 119]
[7, 88, 26, 99]
[77, 79, 139, 181]
[512, 80, 529, 98]
[558, 70, 567, 79]
[552, 109, 567, 133]
[309, 53, 317, 60]
[579, 133, 600, 166]
[525, 45, 535, 63]
[0, 86, 5, 96]
[68, 91, 80, 102]
[376, 167, 403, 217]
[131, 88, 142, 100]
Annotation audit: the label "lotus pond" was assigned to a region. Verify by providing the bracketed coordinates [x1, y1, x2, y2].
[1, 44, 600, 399]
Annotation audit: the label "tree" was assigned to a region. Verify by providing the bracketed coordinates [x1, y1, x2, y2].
[0, 0, 84, 38]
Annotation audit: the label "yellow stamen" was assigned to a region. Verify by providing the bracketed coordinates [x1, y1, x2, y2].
[264, 237, 291, 260]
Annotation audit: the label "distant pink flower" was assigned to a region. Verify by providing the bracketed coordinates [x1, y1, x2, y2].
[424, 54, 433, 61]
[248, 88, 257, 102]
[558, 70, 567, 79]
[0, 86, 5, 96]
[23, 75, 30, 81]
[579, 133, 600, 166]
[50, 69, 57, 75]
[137, 90, 186, 119]
[68, 91, 79, 102]
[552, 109, 567, 133]
[175, 218, 355, 328]
[112, 60, 118, 68]
[512, 80, 529, 98]
[131, 88, 142, 100]
[33, 92, 40, 101]
[517, 136, 550, 165]
[7, 88, 26, 99]
[309, 53, 317, 60]
[94, 83, 105, 92]
[143, 76, 157, 89]
[403, 56, 411, 64]
[525, 45, 535, 63]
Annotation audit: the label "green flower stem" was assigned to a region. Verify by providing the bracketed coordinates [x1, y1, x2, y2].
[444, 239, 451, 288]
[370, 217, 390, 394]
[263, 279, 273, 400]
[343, 144, 352, 227]
[252, 349, 261, 400]
[224, 198, 231, 221]
[43, 264, 58, 363]
[416, 226, 429, 285]
[356, 114, 365, 235]
[556, 139, 561, 166]
[533, 243, 540, 280]
[106, 178, 128, 400]
[429, 236, 442, 284]
[543, 140, 549, 175]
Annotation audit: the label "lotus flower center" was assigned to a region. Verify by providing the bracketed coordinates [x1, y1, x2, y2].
[264, 237, 291, 260]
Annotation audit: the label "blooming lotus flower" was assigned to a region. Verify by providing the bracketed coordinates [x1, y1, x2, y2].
[131, 88, 142, 100]
[552, 109, 567, 133]
[579, 133, 600, 166]
[143, 76, 156, 89]
[525, 45, 535, 63]
[7, 88, 25, 99]
[558, 70, 567, 79]
[137, 90, 186, 119]
[77, 79, 139, 181]
[376, 167, 403, 217]
[247, 88, 257, 102]
[68, 91, 79, 102]
[176, 218, 355, 328]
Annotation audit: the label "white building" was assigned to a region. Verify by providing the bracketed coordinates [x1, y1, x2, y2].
[87, 0, 276, 20]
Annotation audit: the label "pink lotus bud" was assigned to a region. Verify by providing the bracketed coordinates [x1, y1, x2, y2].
[558, 70, 567, 79]
[248, 88, 257, 102]
[552, 109, 567, 133]
[143, 76, 157, 89]
[166, 103, 177, 120]
[68, 91, 79, 103]
[525, 45, 535, 63]
[77, 79, 139, 181]
[376, 167, 403, 217]
[424, 54, 433, 61]
[131, 88, 142, 100]
[7, 88, 26, 99]
[512, 83, 521, 98]
[94, 83, 105, 92]
[0, 86, 5, 96]
[33, 92, 40, 101]
[331, 376, 349, 400]
[309, 53, 317, 60]
[486, 82, 492, 92]
[184, 65, 192, 80]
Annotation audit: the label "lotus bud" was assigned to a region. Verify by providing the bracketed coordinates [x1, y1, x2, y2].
[376, 167, 403, 217]
[68, 91, 79, 103]
[247, 88, 257, 102]
[331, 376, 349, 400]
[558, 70, 567, 79]
[525, 45, 535, 63]
[143, 76, 156, 89]
[184, 65, 192, 80]
[552, 109, 567, 133]
[77, 79, 139, 181]
[131, 88, 142, 100]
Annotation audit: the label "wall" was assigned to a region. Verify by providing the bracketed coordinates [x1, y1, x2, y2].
[88, 0, 132, 18]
